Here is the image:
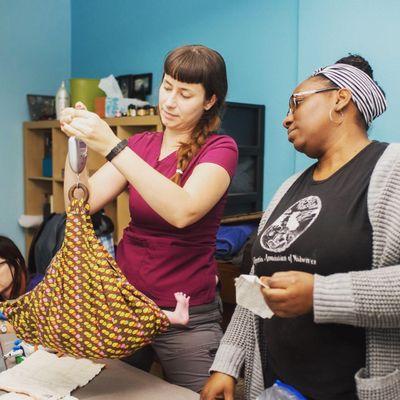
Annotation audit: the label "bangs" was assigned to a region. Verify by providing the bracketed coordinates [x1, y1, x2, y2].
[164, 47, 212, 88]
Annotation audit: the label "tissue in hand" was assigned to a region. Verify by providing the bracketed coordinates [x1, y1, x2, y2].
[235, 275, 273, 319]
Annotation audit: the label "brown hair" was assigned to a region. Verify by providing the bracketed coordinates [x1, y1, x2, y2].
[0, 236, 27, 300]
[162, 45, 228, 185]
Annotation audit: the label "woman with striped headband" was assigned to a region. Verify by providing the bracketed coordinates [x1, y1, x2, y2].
[203, 55, 400, 400]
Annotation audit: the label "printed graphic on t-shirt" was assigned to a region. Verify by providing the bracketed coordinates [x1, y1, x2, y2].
[260, 196, 322, 253]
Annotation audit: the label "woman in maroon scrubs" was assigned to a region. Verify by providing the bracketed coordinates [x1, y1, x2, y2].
[61, 45, 238, 392]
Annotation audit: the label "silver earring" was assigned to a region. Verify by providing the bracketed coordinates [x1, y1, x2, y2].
[329, 109, 344, 125]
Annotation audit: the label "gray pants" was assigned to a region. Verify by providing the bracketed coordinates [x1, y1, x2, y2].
[123, 297, 223, 392]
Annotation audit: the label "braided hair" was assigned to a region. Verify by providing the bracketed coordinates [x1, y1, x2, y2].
[162, 45, 228, 185]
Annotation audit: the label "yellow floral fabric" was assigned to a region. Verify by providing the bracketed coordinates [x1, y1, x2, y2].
[0, 198, 169, 358]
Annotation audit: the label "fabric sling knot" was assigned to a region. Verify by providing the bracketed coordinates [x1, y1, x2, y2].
[0, 186, 169, 359]
[313, 63, 387, 126]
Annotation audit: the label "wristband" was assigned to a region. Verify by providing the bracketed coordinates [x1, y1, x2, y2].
[105, 139, 128, 162]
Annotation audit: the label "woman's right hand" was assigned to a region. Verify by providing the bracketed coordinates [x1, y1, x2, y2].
[200, 372, 236, 400]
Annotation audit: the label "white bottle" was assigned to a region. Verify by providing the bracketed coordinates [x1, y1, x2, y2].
[55, 80, 70, 120]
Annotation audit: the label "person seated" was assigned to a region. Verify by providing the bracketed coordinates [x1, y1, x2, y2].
[0, 235, 27, 301]
[0, 235, 28, 333]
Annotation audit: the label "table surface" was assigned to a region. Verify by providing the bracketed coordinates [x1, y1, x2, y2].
[0, 334, 199, 400]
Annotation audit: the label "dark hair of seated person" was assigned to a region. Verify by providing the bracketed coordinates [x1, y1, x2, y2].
[0, 235, 27, 300]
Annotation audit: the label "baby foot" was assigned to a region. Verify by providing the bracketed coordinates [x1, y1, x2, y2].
[168, 292, 190, 325]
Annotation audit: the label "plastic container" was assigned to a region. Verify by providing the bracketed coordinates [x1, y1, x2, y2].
[70, 78, 105, 111]
[256, 380, 307, 400]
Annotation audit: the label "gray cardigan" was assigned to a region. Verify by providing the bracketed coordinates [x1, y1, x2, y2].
[211, 143, 400, 400]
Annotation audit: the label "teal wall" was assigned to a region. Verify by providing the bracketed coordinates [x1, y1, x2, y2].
[0, 0, 71, 250]
[2, 0, 400, 250]
[295, 0, 400, 170]
[71, 0, 299, 206]
[71, 0, 399, 202]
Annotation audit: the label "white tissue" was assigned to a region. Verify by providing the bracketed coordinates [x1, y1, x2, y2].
[0, 394, 31, 399]
[235, 274, 274, 319]
[0, 394, 78, 400]
[0, 350, 104, 400]
[99, 74, 123, 98]
[18, 215, 44, 228]
[0, 395, 78, 400]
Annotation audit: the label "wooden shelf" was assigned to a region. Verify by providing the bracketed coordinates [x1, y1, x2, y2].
[221, 211, 263, 224]
[23, 116, 162, 130]
[28, 176, 53, 182]
[24, 120, 60, 129]
[23, 116, 163, 255]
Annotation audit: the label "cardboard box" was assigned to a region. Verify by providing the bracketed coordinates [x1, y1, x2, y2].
[95, 97, 106, 118]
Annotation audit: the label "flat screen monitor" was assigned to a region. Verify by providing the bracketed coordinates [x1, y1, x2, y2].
[218, 102, 265, 216]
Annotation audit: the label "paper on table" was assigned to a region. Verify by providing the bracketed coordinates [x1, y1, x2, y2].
[0, 350, 104, 400]
[0, 394, 31, 399]
[0, 394, 78, 400]
[235, 274, 274, 319]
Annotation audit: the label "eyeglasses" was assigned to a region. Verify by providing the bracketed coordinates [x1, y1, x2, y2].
[288, 87, 339, 115]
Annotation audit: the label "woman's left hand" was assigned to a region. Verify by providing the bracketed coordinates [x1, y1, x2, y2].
[260, 271, 314, 318]
[60, 103, 120, 157]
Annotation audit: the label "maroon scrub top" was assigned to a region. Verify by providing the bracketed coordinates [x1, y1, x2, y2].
[116, 132, 238, 307]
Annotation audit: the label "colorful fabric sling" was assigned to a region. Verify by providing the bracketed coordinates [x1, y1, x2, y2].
[0, 184, 169, 358]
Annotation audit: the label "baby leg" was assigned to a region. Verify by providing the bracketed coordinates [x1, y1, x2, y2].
[163, 292, 190, 325]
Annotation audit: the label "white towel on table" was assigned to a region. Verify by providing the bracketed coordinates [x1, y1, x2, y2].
[235, 274, 274, 319]
[0, 350, 104, 400]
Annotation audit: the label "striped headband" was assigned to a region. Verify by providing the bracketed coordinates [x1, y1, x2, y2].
[313, 63, 387, 126]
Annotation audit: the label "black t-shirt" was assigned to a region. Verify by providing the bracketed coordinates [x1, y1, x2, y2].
[253, 141, 388, 400]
